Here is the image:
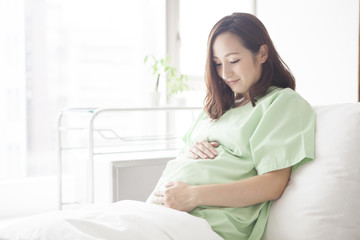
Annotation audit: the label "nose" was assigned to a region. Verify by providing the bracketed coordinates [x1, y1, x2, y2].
[221, 63, 233, 80]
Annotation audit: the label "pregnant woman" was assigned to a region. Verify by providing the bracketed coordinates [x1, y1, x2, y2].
[148, 12, 315, 240]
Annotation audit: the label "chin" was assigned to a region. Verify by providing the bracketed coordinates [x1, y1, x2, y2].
[232, 89, 245, 95]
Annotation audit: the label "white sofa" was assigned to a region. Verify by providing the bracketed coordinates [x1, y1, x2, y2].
[263, 103, 360, 240]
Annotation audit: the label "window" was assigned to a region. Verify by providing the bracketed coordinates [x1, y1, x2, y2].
[1, 0, 166, 179]
[0, 0, 27, 180]
[179, 0, 254, 81]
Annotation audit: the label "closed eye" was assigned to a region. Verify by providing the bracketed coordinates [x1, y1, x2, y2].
[230, 59, 240, 64]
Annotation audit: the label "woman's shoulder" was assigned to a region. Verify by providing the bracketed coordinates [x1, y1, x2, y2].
[257, 87, 314, 113]
[260, 87, 306, 103]
[263, 86, 296, 98]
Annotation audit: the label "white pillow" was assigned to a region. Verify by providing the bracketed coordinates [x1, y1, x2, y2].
[263, 103, 360, 240]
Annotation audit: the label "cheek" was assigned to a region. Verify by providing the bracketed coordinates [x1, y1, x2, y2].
[239, 62, 257, 76]
[216, 67, 222, 78]
[252, 64, 262, 79]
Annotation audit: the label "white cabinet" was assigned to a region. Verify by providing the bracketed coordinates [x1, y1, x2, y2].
[111, 156, 173, 202]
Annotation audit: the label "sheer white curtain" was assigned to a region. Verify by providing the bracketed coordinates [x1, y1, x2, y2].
[0, 0, 27, 179]
[0, 0, 166, 218]
[25, 0, 166, 177]
[0, 0, 166, 179]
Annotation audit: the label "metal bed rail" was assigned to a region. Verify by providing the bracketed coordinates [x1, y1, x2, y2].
[57, 106, 202, 210]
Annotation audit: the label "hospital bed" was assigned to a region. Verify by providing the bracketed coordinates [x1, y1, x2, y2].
[0, 103, 359, 239]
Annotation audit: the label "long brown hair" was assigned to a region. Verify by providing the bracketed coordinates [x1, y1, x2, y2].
[204, 12, 295, 120]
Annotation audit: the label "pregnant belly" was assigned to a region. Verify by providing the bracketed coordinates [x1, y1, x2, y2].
[157, 146, 256, 186]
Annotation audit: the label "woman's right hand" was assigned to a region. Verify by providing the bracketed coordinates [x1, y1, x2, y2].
[186, 140, 219, 159]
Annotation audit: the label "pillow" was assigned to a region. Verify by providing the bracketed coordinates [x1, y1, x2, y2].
[263, 103, 360, 240]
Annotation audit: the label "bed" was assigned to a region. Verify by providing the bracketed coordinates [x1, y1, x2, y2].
[0, 103, 359, 240]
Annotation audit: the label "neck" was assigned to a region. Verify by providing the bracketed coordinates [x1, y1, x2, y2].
[234, 97, 250, 107]
[242, 92, 250, 100]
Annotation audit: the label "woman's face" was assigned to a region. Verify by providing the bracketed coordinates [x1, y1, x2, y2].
[212, 32, 267, 99]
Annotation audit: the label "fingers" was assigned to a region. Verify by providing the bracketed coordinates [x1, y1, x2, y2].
[201, 141, 219, 156]
[187, 151, 199, 159]
[188, 140, 218, 159]
[153, 189, 163, 197]
[151, 196, 164, 205]
[164, 181, 175, 188]
[152, 189, 165, 205]
[151, 186, 173, 206]
[151, 181, 193, 211]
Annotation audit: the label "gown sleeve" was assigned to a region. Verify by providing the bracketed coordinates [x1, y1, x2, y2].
[249, 90, 316, 175]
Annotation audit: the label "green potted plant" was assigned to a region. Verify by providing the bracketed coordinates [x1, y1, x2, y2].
[144, 55, 189, 105]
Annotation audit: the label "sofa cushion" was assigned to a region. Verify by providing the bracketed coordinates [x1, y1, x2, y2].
[263, 103, 360, 240]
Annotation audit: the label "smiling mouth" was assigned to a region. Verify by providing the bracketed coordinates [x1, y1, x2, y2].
[226, 79, 240, 86]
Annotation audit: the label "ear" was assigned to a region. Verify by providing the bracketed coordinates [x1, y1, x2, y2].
[258, 44, 268, 63]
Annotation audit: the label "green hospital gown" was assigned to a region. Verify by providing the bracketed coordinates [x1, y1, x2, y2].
[152, 87, 316, 240]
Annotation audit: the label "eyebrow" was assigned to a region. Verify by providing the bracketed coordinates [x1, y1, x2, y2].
[213, 52, 241, 59]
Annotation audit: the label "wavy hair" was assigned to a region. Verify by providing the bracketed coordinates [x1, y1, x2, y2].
[204, 12, 295, 120]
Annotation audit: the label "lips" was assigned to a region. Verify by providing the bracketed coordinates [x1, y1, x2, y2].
[226, 79, 240, 86]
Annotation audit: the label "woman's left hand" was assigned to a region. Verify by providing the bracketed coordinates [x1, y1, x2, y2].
[152, 181, 198, 212]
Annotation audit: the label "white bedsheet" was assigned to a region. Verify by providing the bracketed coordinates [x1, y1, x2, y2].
[0, 200, 223, 240]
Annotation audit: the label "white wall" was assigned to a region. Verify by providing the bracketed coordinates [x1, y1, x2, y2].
[258, 0, 359, 105]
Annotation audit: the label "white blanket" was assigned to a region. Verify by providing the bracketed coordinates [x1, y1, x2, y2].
[0, 200, 223, 240]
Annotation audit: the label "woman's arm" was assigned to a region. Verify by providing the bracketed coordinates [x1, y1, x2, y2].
[153, 167, 291, 212]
